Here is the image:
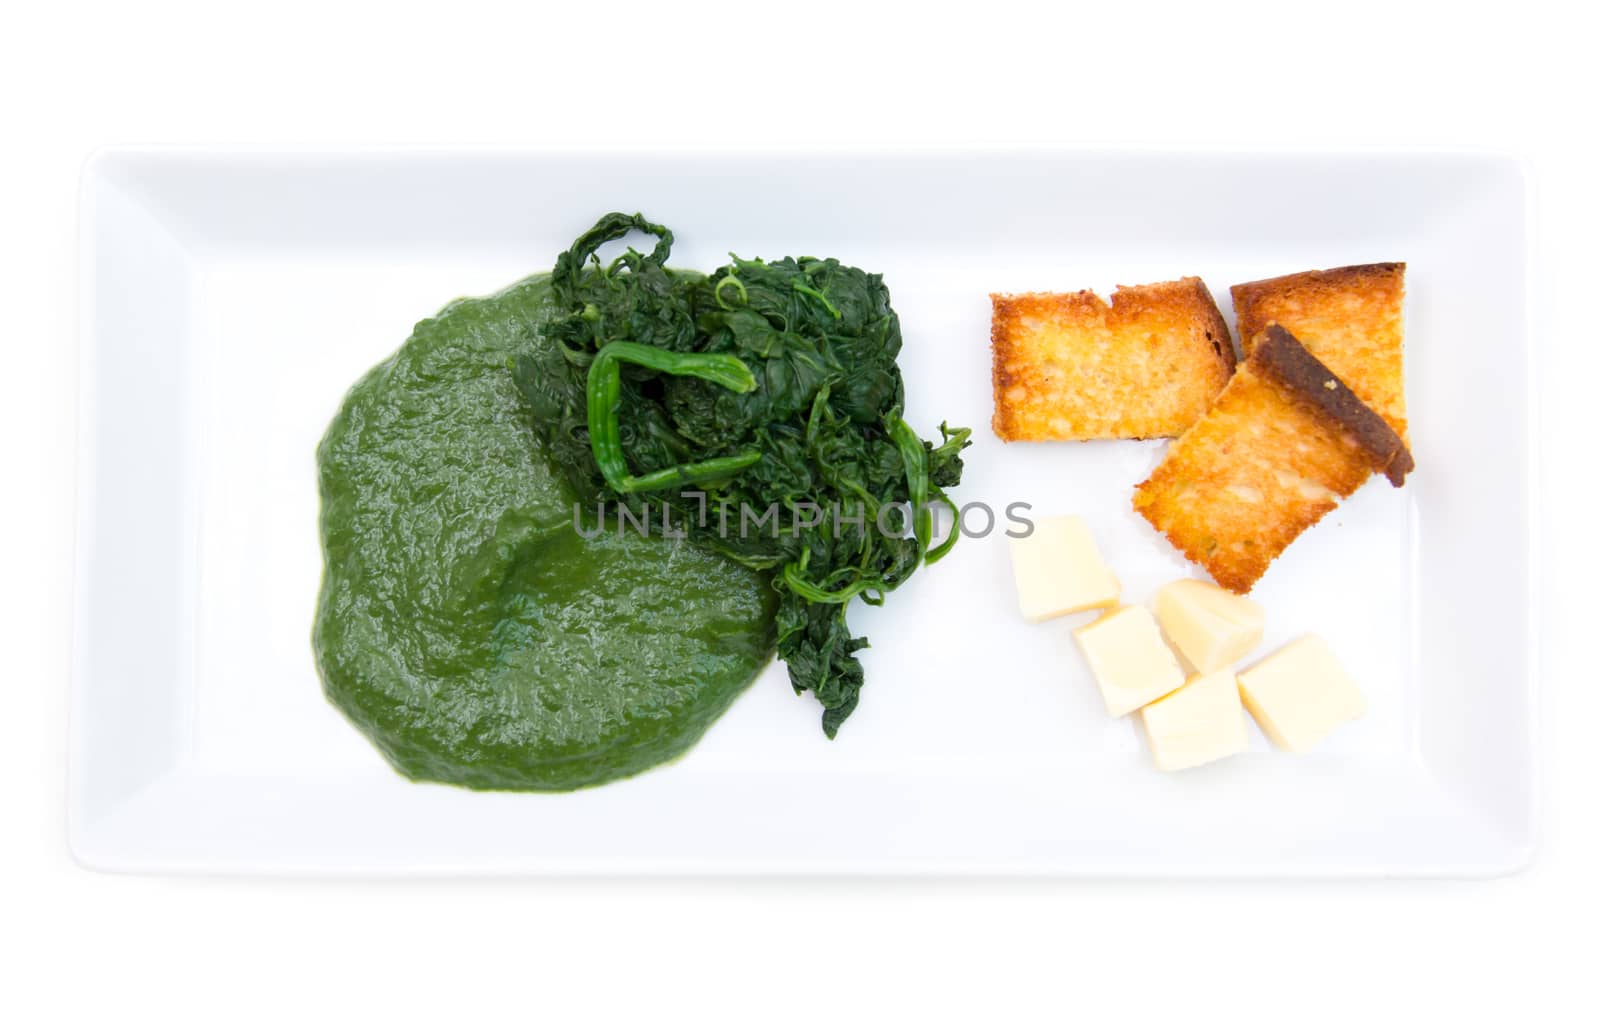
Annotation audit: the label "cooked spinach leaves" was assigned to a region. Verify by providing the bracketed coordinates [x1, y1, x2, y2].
[514, 213, 970, 736]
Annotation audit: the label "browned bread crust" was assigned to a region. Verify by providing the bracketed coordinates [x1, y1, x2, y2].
[1231, 262, 1407, 438]
[992, 278, 1235, 441]
[1251, 325, 1414, 486]
[1133, 326, 1412, 593]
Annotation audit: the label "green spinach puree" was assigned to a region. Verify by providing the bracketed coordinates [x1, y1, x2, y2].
[316, 213, 971, 790]
[313, 273, 778, 791]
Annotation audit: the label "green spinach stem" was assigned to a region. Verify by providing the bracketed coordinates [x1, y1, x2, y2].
[586, 340, 762, 493]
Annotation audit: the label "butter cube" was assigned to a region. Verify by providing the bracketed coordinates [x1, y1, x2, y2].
[1238, 635, 1366, 752]
[1009, 516, 1120, 622]
[1073, 605, 1185, 717]
[1153, 579, 1266, 674]
[1140, 669, 1249, 771]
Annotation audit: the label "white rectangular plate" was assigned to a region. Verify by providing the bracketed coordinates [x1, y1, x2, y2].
[72, 148, 1535, 875]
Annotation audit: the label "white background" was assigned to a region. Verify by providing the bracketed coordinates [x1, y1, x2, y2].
[2, 1, 1593, 1027]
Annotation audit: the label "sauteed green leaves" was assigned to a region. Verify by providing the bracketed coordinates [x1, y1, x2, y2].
[515, 214, 970, 736]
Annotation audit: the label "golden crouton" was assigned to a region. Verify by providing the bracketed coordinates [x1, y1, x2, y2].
[1232, 262, 1407, 438]
[991, 278, 1235, 441]
[1134, 325, 1412, 594]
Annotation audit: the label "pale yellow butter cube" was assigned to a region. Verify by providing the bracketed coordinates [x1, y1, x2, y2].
[1152, 579, 1266, 674]
[1140, 669, 1249, 771]
[1238, 635, 1366, 753]
[1009, 516, 1120, 622]
[1072, 605, 1184, 717]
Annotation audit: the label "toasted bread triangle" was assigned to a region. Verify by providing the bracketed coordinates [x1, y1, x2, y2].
[1134, 325, 1411, 593]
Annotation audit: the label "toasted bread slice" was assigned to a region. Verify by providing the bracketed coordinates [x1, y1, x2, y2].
[1231, 263, 1407, 438]
[991, 278, 1235, 441]
[1134, 325, 1412, 593]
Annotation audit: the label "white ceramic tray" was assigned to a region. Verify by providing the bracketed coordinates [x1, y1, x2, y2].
[71, 148, 1536, 875]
